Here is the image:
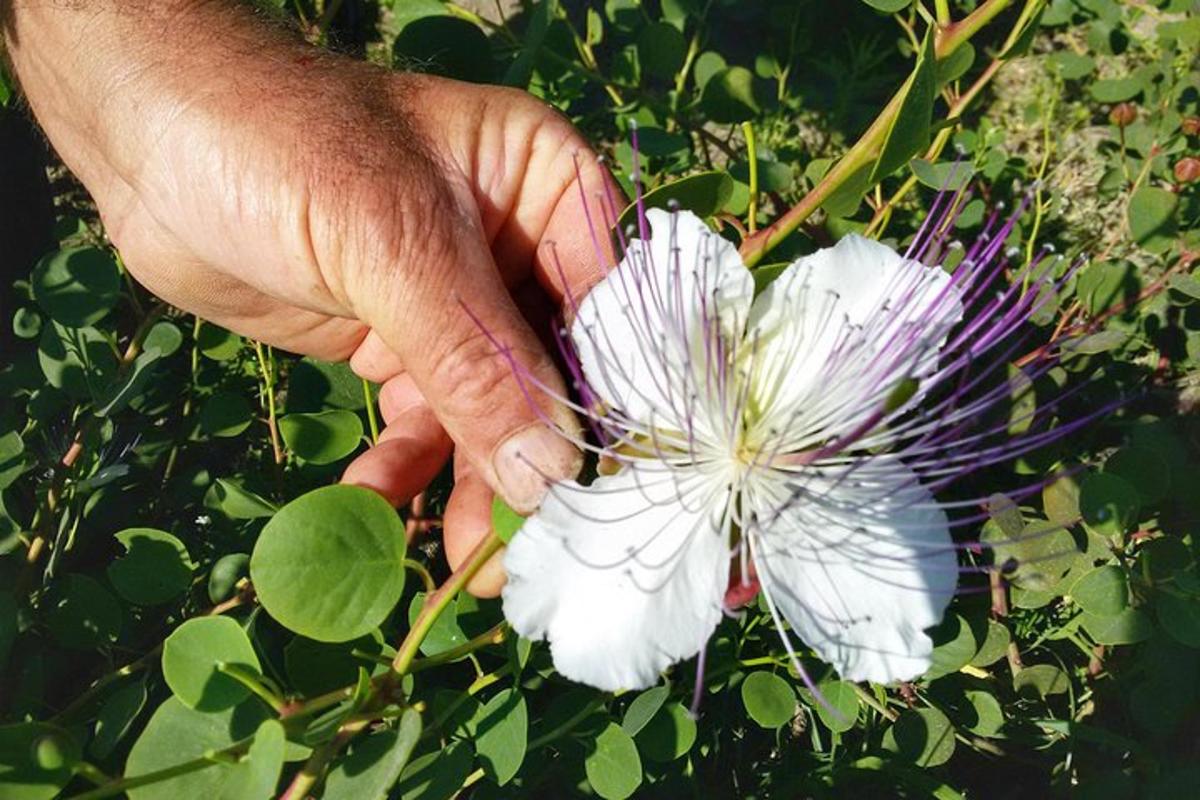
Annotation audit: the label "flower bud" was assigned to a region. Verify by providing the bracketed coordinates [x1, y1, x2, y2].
[1182, 117, 1200, 137]
[1175, 157, 1200, 184]
[1109, 103, 1137, 128]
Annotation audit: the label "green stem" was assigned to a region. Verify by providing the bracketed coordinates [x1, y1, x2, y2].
[217, 662, 286, 713]
[934, 0, 953, 27]
[409, 623, 508, 674]
[362, 378, 380, 446]
[253, 341, 283, 465]
[66, 739, 252, 800]
[404, 558, 436, 593]
[391, 534, 505, 678]
[742, 121, 759, 234]
[278, 718, 369, 800]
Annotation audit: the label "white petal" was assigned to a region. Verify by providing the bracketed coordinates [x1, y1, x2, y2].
[745, 458, 957, 683]
[743, 234, 963, 450]
[502, 461, 732, 691]
[571, 209, 753, 441]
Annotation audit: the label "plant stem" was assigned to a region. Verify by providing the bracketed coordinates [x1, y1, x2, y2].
[742, 121, 759, 234]
[362, 377, 380, 446]
[253, 341, 284, 465]
[408, 623, 508, 674]
[66, 739, 253, 800]
[217, 662, 286, 713]
[527, 695, 608, 750]
[391, 533, 505, 678]
[935, 0, 953, 27]
[278, 718, 370, 800]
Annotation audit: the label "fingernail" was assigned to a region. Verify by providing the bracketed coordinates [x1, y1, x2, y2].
[492, 423, 582, 514]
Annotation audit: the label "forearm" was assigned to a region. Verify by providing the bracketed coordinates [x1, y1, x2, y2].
[1, 1, 313, 195]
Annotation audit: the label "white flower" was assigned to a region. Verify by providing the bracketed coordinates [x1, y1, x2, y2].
[501, 206, 1055, 692]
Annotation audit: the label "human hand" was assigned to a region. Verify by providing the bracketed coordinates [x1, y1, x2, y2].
[4, 2, 617, 595]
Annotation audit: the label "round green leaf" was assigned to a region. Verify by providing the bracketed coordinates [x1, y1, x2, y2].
[143, 320, 183, 358]
[884, 706, 955, 767]
[634, 702, 696, 762]
[700, 66, 761, 123]
[1070, 565, 1129, 617]
[1128, 186, 1178, 254]
[199, 392, 255, 439]
[43, 574, 122, 650]
[1156, 591, 1200, 648]
[207, 479, 276, 520]
[124, 698, 277, 800]
[585, 723, 643, 800]
[208, 553, 251, 604]
[250, 485, 406, 642]
[969, 620, 1012, 667]
[38, 322, 118, 399]
[396, 740, 473, 800]
[1043, 472, 1081, 525]
[862, 0, 912, 11]
[163, 616, 262, 711]
[393, 16, 492, 82]
[621, 686, 669, 736]
[1091, 76, 1143, 103]
[618, 171, 735, 228]
[31, 247, 121, 327]
[196, 323, 243, 361]
[0, 723, 79, 800]
[284, 634, 383, 697]
[1105, 446, 1169, 505]
[964, 690, 1004, 737]
[741, 671, 797, 728]
[637, 21, 686, 79]
[475, 689, 528, 786]
[1082, 607, 1154, 645]
[285, 357, 372, 413]
[107, 528, 194, 605]
[926, 613, 978, 679]
[278, 410, 363, 464]
[812, 681, 859, 734]
[1080, 473, 1141, 540]
[910, 159, 975, 192]
[324, 710, 422, 800]
[1013, 664, 1069, 698]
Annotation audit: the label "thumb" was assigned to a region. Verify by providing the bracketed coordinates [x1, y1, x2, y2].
[367, 211, 582, 515]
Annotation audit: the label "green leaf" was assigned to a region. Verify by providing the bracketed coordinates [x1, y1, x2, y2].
[396, 740, 474, 800]
[208, 479, 277, 520]
[43, 574, 122, 650]
[0, 723, 79, 800]
[475, 689, 528, 785]
[11, 307, 41, 340]
[1105, 445, 1169, 505]
[634, 702, 696, 762]
[491, 496, 526, 544]
[324, 709, 422, 800]
[278, 410, 363, 464]
[0, 431, 28, 491]
[637, 21, 686, 80]
[285, 357, 374, 413]
[1079, 472, 1141, 540]
[1043, 472, 1081, 525]
[1128, 187, 1178, 254]
[31, 247, 121, 328]
[208, 553, 251, 603]
[196, 323, 243, 361]
[870, 28, 936, 182]
[585, 723, 643, 800]
[1090, 76, 1143, 103]
[1155, 592, 1200, 648]
[1013, 664, 1069, 698]
[250, 485, 406, 642]
[1049, 51, 1094, 79]
[393, 16, 493, 83]
[862, 0, 912, 11]
[124, 698, 279, 800]
[1062, 329, 1128, 354]
[90, 679, 148, 760]
[618, 171, 735, 228]
[1070, 565, 1129, 617]
[926, 613, 978, 679]
[937, 42, 975, 85]
[199, 392, 255, 438]
[94, 347, 163, 417]
[38, 322, 119, 399]
[910, 159, 975, 192]
[963, 690, 1004, 737]
[163, 616, 263, 711]
[107, 527, 194, 605]
[969, 620, 1012, 668]
[621, 686, 669, 736]
[740, 671, 797, 728]
[812, 680, 859, 734]
[143, 320, 183, 358]
[699, 66, 761, 123]
[406, 593, 467, 657]
[1082, 607, 1154, 645]
[883, 706, 955, 767]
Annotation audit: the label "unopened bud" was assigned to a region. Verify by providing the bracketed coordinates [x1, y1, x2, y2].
[1182, 117, 1200, 137]
[1175, 157, 1200, 184]
[1109, 103, 1137, 128]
